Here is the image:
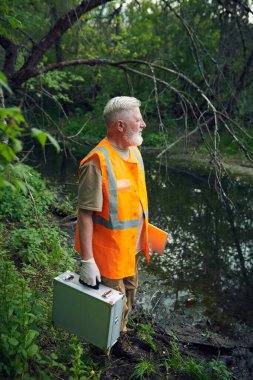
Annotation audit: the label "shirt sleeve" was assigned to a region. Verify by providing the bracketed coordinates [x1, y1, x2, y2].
[78, 160, 103, 211]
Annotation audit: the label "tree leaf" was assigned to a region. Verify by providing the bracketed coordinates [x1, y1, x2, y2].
[31, 128, 47, 148]
[8, 337, 19, 346]
[27, 343, 39, 357]
[15, 179, 28, 195]
[0, 143, 16, 162]
[7, 16, 21, 30]
[46, 132, 60, 153]
[12, 138, 23, 153]
[0, 72, 12, 94]
[25, 329, 38, 346]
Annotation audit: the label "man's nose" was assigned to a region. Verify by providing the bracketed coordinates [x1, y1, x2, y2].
[141, 119, 146, 129]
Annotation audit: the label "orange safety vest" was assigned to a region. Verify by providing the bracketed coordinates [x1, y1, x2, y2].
[75, 137, 149, 279]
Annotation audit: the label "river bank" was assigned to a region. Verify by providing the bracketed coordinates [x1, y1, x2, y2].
[142, 148, 253, 185]
[95, 304, 253, 379]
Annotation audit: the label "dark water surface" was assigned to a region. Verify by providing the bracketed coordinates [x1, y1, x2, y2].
[33, 149, 253, 335]
[139, 157, 253, 337]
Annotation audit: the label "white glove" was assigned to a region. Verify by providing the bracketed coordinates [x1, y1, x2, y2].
[80, 258, 101, 287]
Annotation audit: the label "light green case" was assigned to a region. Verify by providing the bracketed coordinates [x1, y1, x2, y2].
[52, 271, 124, 350]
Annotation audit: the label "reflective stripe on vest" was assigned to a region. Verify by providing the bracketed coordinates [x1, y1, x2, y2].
[91, 146, 148, 230]
[131, 146, 144, 171]
[131, 146, 148, 218]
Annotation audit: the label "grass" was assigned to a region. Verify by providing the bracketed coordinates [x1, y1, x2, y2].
[164, 340, 233, 380]
[138, 323, 157, 353]
[131, 358, 155, 379]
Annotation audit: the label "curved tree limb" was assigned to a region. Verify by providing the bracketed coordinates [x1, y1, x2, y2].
[9, 0, 113, 90]
[26, 57, 211, 100]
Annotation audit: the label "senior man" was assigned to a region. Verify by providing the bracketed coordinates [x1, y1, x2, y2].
[75, 96, 150, 335]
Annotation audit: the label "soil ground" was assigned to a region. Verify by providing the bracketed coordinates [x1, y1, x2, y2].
[90, 306, 253, 380]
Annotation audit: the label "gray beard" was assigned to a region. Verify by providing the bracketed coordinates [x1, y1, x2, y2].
[124, 133, 143, 146]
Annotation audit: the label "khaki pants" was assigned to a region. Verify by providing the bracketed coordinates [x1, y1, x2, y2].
[101, 253, 141, 332]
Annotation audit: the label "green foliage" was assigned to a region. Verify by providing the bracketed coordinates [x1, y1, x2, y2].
[207, 359, 232, 380]
[8, 225, 70, 265]
[0, 254, 41, 378]
[0, 72, 12, 94]
[218, 133, 240, 156]
[63, 114, 105, 149]
[0, 72, 61, 191]
[69, 337, 101, 380]
[0, 104, 27, 188]
[28, 70, 85, 104]
[0, 165, 78, 379]
[131, 358, 155, 379]
[144, 132, 165, 147]
[138, 323, 157, 352]
[0, 165, 53, 221]
[165, 340, 184, 371]
[31, 127, 60, 153]
[184, 358, 210, 380]
[0, 165, 74, 268]
[0, 161, 31, 194]
[164, 340, 232, 380]
[197, 130, 246, 158]
[47, 351, 67, 373]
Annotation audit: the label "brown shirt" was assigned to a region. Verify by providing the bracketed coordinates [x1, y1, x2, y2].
[78, 158, 102, 211]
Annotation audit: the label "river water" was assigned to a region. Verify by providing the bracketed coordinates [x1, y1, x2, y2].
[34, 148, 253, 337]
[139, 156, 253, 338]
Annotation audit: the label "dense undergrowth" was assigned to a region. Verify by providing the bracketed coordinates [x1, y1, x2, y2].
[0, 165, 101, 379]
[0, 165, 233, 379]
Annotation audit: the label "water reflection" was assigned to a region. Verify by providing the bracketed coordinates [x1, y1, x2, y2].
[138, 160, 253, 331]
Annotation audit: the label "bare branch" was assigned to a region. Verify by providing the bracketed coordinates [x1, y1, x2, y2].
[157, 126, 200, 158]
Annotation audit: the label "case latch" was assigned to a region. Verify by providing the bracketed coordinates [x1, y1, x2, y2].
[102, 290, 113, 298]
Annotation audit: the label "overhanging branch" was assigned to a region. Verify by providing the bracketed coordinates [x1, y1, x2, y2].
[30, 57, 209, 100]
[9, 0, 113, 90]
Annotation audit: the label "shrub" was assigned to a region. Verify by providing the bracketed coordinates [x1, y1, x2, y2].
[0, 255, 41, 378]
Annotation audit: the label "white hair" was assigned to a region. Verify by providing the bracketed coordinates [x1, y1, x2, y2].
[103, 96, 141, 125]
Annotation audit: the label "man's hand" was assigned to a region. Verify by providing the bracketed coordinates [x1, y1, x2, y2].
[80, 257, 101, 287]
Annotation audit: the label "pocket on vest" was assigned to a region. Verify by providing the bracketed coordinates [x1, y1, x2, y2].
[117, 179, 131, 193]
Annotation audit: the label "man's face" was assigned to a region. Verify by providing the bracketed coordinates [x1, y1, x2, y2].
[121, 107, 146, 146]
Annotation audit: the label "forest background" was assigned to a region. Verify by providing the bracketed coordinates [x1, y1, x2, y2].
[0, 0, 253, 379]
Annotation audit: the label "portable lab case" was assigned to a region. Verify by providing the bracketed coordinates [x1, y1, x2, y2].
[52, 271, 124, 350]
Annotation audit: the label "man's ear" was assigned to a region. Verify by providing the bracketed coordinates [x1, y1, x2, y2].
[115, 120, 124, 132]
